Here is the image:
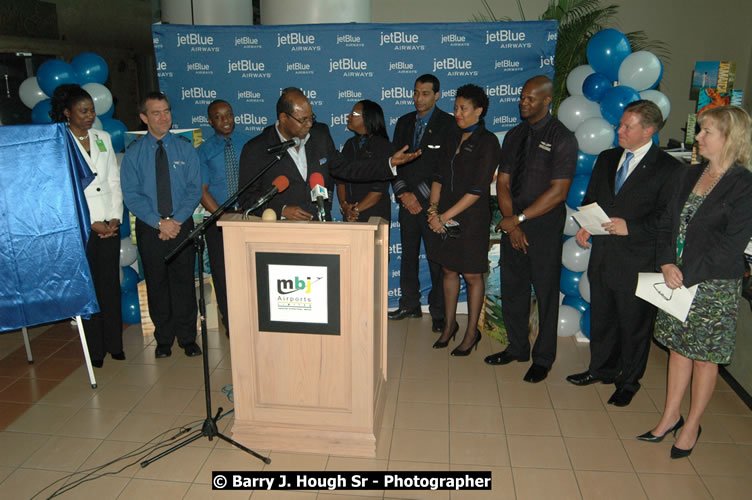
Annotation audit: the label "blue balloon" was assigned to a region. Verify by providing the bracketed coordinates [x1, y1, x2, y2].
[36, 59, 78, 97]
[580, 308, 591, 338]
[560, 268, 583, 297]
[99, 106, 115, 118]
[121, 290, 141, 324]
[72, 52, 109, 85]
[582, 72, 612, 102]
[586, 29, 632, 82]
[563, 295, 590, 314]
[121, 266, 139, 293]
[566, 174, 591, 209]
[100, 117, 127, 152]
[652, 132, 660, 146]
[31, 99, 53, 124]
[600, 85, 641, 126]
[575, 151, 598, 176]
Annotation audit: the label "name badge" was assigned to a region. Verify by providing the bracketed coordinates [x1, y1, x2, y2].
[95, 138, 107, 152]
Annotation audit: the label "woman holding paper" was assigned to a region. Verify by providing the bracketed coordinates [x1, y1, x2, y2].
[640, 106, 752, 458]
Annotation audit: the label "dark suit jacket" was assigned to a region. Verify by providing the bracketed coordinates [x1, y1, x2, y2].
[657, 162, 752, 287]
[239, 123, 394, 219]
[392, 107, 456, 208]
[583, 144, 682, 292]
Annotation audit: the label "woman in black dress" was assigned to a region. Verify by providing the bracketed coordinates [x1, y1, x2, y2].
[638, 106, 752, 458]
[336, 100, 394, 223]
[428, 84, 501, 355]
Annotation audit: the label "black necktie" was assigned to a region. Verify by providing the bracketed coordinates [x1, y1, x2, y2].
[511, 125, 532, 199]
[155, 139, 173, 217]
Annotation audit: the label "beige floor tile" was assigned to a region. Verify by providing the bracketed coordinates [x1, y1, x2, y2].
[182, 390, 228, 416]
[502, 407, 560, 436]
[449, 432, 508, 466]
[389, 428, 449, 463]
[565, 437, 633, 472]
[107, 412, 184, 442]
[0, 467, 69, 499]
[596, 385, 657, 412]
[640, 361, 668, 389]
[394, 401, 449, 431]
[556, 409, 618, 438]
[209, 367, 235, 392]
[397, 378, 448, 404]
[76, 439, 147, 478]
[375, 426, 392, 460]
[0, 465, 14, 483]
[608, 411, 661, 439]
[622, 440, 696, 474]
[507, 435, 570, 469]
[134, 441, 211, 481]
[492, 361, 532, 383]
[447, 356, 497, 382]
[401, 356, 449, 380]
[0, 431, 50, 466]
[701, 474, 752, 500]
[386, 460, 450, 500]
[132, 386, 197, 414]
[512, 467, 580, 500]
[497, 381, 551, 408]
[638, 473, 711, 499]
[196, 448, 265, 484]
[548, 383, 605, 410]
[5, 404, 79, 434]
[687, 442, 752, 476]
[644, 386, 690, 415]
[83, 384, 149, 411]
[706, 390, 752, 415]
[263, 450, 329, 471]
[153, 364, 206, 390]
[449, 379, 498, 406]
[184, 482, 251, 499]
[57, 407, 129, 439]
[449, 404, 504, 434]
[109, 363, 172, 386]
[721, 414, 752, 444]
[692, 414, 735, 443]
[576, 470, 646, 500]
[54, 475, 130, 499]
[448, 464, 513, 500]
[117, 478, 191, 499]
[35, 382, 97, 408]
[23, 435, 101, 472]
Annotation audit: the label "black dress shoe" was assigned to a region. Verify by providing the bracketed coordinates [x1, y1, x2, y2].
[91, 359, 104, 368]
[671, 426, 702, 459]
[155, 344, 172, 358]
[566, 371, 614, 386]
[388, 308, 422, 320]
[637, 416, 684, 442]
[110, 352, 126, 361]
[523, 364, 549, 383]
[431, 318, 445, 333]
[484, 349, 530, 366]
[450, 329, 482, 356]
[608, 388, 636, 407]
[182, 342, 202, 357]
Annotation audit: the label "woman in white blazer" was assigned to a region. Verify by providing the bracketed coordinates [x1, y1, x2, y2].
[50, 84, 124, 367]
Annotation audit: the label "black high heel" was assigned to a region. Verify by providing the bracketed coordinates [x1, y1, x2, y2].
[636, 416, 684, 442]
[671, 425, 702, 459]
[451, 329, 481, 356]
[433, 322, 459, 349]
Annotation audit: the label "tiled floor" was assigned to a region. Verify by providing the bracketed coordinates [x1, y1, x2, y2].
[0, 316, 750, 499]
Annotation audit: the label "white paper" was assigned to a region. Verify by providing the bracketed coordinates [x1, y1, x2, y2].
[635, 272, 698, 322]
[572, 202, 611, 235]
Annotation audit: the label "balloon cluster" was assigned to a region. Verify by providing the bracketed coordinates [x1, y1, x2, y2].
[119, 238, 142, 324]
[20, 53, 128, 152]
[557, 29, 669, 339]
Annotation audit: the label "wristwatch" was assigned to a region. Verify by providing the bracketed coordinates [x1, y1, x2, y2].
[517, 213, 527, 224]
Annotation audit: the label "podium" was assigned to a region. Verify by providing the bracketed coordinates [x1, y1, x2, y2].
[218, 215, 389, 457]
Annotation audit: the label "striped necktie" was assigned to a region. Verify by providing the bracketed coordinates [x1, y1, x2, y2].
[615, 151, 634, 194]
[224, 137, 239, 197]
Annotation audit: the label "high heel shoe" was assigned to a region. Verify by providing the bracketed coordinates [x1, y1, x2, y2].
[671, 426, 702, 459]
[636, 416, 684, 442]
[451, 329, 481, 356]
[433, 322, 459, 349]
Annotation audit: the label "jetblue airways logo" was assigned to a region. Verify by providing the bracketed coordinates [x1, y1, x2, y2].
[381, 87, 413, 105]
[486, 84, 523, 103]
[494, 59, 522, 71]
[440, 34, 469, 46]
[388, 61, 415, 73]
[227, 59, 271, 79]
[177, 33, 214, 47]
[329, 58, 372, 77]
[380, 31, 424, 51]
[277, 32, 320, 51]
[485, 29, 532, 48]
[338, 89, 362, 101]
[237, 90, 262, 103]
[234, 36, 260, 47]
[287, 62, 313, 74]
[336, 34, 363, 46]
[330, 113, 349, 128]
[181, 87, 217, 101]
[433, 57, 474, 73]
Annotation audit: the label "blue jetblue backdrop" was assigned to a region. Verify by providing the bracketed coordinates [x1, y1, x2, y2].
[152, 21, 557, 309]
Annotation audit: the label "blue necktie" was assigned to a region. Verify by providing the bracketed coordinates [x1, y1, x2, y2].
[615, 151, 634, 194]
[413, 117, 425, 150]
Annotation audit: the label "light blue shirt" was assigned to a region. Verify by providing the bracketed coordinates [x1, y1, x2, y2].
[197, 130, 250, 205]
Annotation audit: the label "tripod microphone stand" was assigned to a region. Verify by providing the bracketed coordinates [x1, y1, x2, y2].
[141, 149, 291, 468]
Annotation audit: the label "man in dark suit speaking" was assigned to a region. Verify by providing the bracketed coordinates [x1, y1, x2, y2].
[239, 87, 417, 219]
[566, 100, 682, 407]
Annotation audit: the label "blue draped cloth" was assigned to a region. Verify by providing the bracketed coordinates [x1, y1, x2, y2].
[0, 123, 98, 332]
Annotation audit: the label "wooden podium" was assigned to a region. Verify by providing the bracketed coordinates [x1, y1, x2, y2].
[218, 215, 389, 457]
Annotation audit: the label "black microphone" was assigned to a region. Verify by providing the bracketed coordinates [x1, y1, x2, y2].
[266, 137, 301, 154]
[309, 172, 328, 222]
[243, 175, 290, 217]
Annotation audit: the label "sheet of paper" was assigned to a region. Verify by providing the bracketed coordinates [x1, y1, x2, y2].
[572, 202, 611, 235]
[635, 272, 699, 322]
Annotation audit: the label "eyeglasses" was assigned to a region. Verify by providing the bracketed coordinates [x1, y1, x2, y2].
[349, 111, 362, 117]
[285, 112, 316, 126]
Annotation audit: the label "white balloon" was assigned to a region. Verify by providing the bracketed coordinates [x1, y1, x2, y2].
[575, 117, 616, 155]
[557, 305, 581, 337]
[639, 89, 671, 121]
[120, 238, 138, 267]
[564, 205, 580, 236]
[119, 267, 124, 286]
[566, 64, 595, 96]
[19, 77, 48, 109]
[562, 236, 591, 272]
[618, 51, 662, 91]
[82, 82, 113, 116]
[93, 116, 103, 131]
[558, 95, 602, 132]
[579, 272, 591, 303]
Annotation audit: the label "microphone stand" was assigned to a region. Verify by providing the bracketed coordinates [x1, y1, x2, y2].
[141, 150, 291, 468]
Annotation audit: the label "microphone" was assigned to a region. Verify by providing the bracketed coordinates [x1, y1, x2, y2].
[309, 172, 328, 222]
[266, 137, 301, 154]
[243, 175, 290, 218]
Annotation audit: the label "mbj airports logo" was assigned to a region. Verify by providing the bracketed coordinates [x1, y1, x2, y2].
[379, 31, 425, 51]
[440, 33, 470, 47]
[328, 58, 372, 77]
[484, 29, 532, 49]
[276, 32, 321, 52]
[380, 87, 414, 106]
[227, 59, 271, 79]
[336, 34, 364, 47]
[432, 57, 477, 77]
[176, 32, 219, 52]
[277, 275, 320, 296]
